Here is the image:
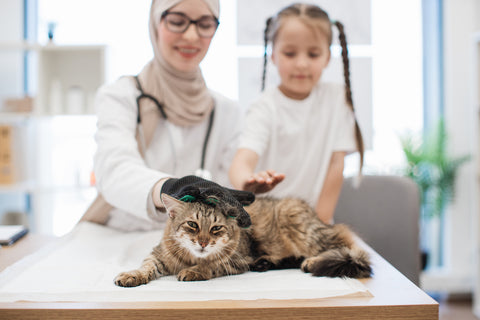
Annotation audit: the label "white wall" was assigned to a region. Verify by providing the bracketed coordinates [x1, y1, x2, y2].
[468, 0, 480, 316]
[444, 0, 478, 290]
[421, 0, 480, 297]
[474, 31, 480, 316]
[0, 0, 24, 105]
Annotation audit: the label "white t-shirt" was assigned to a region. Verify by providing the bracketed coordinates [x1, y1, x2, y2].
[238, 82, 357, 207]
[94, 76, 243, 227]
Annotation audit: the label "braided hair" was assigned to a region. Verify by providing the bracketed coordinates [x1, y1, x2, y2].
[262, 3, 364, 173]
[333, 20, 365, 172]
[261, 17, 273, 91]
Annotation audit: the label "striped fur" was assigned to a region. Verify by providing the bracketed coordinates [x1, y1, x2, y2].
[114, 196, 371, 287]
[246, 197, 372, 278]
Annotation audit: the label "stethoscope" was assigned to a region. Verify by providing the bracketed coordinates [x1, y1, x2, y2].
[134, 76, 214, 180]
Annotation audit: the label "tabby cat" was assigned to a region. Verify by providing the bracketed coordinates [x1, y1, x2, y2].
[114, 195, 372, 287]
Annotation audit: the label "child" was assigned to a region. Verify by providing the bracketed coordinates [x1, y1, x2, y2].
[229, 3, 364, 224]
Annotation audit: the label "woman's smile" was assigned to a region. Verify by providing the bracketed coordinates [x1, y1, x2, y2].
[156, 0, 214, 72]
[176, 45, 200, 58]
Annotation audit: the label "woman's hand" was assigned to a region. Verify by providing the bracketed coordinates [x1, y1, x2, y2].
[160, 175, 255, 227]
[243, 170, 285, 194]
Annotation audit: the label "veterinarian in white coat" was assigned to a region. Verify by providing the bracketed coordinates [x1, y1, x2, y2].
[86, 0, 243, 231]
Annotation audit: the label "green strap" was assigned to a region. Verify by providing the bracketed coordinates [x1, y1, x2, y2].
[204, 197, 219, 206]
[179, 195, 196, 202]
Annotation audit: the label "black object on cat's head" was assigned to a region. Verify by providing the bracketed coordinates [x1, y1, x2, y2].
[161, 175, 255, 228]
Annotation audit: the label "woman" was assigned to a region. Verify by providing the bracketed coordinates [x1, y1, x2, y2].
[85, 0, 248, 230]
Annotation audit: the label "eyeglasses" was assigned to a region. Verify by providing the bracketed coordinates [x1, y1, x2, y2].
[161, 11, 219, 38]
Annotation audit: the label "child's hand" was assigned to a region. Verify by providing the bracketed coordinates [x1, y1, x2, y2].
[244, 170, 285, 194]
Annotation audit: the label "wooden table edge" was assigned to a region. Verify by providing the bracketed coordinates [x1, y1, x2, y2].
[0, 233, 439, 320]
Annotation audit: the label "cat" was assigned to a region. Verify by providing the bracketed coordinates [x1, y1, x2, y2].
[114, 194, 372, 287]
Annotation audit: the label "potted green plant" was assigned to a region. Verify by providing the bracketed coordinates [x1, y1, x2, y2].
[399, 118, 470, 269]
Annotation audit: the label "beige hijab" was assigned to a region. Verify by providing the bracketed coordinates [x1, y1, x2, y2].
[137, 0, 220, 134]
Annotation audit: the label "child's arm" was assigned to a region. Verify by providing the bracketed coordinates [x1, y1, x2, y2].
[229, 148, 285, 193]
[315, 151, 346, 224]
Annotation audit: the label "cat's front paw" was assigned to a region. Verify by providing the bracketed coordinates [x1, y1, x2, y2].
[114, 270, 149, 287]
[251, 258, 275, 272]
[300, 257, 315, 273]
[177, 268, 210, 281]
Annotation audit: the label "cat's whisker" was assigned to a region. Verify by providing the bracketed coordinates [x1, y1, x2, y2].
[218, 252, 234, 276]
[212, 249, 231, 275]
[221, 249, 244, 276]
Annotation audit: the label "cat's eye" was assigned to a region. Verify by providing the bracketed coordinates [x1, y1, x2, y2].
[210, 226, 222, 233]
[187, 221, 198, 229]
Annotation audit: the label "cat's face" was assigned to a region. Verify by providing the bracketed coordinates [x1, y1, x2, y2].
[162, 194, 241, 259]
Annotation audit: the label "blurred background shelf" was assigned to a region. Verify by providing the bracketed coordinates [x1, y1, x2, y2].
[0, 112, 34, 123]
[0, 181, 35, 193]
[1, 43, 105, 116]
[0, 41, 104, 236]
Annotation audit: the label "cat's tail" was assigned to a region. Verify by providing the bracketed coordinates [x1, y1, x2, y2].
[302, 246, 372, 278]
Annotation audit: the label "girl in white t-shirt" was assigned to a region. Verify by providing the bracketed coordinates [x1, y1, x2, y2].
[229, 3, 364, 224]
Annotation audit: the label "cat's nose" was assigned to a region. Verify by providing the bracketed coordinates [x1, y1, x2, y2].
[199, 240, 209, 248]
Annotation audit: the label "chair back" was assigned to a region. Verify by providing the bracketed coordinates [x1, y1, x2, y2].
[334, 175, 421, 285]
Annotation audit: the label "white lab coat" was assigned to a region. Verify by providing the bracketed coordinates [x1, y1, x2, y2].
[94, 76, 243, 229]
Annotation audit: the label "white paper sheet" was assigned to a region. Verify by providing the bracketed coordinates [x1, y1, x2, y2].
[0, 222, 371, 302]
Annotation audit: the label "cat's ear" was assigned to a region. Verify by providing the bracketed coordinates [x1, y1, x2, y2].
[161, 194, 184, 218]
